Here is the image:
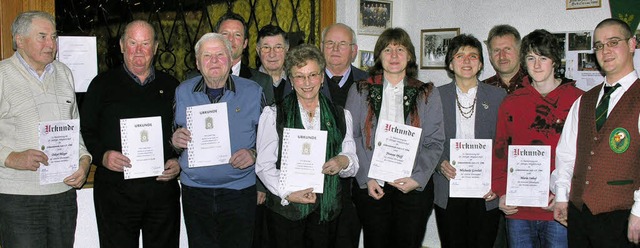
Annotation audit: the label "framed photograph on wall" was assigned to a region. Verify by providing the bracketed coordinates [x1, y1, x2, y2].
[360, 50, 375, 71]
[420, 28, 460, 69]
[358, 0, 392, 35]
[566, 0, 601, 10]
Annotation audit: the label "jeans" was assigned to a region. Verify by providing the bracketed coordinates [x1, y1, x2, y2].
[0, 190, 77, 248]
[182, 184, 256, 248]
[507, 218, 568, 248]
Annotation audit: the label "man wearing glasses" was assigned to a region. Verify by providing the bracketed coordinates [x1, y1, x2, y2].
[321, 23, 369, 248]
[257, 25, 289, 104]
[552, 18, 639, 247]
[321, 23, 369, 109]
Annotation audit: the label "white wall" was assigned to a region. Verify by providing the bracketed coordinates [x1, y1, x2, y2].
[340, 0, 613, 87]
[336, 1, 615, 247]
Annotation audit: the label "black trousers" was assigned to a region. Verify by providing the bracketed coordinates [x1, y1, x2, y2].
[93, 177, 180, 248]
[435, 198, 500, 248]
[334, 177, 361, 248]
[353, 178, 434, 248]
[568, 201, 639, 248]
[266, 207, 338, 248]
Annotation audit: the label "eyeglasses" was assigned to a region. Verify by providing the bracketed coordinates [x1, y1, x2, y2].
[593, 37, 629, 51]
[259, 45, 286, 54]
[291, 72, 323, 83]
[322, 40, 353, 51]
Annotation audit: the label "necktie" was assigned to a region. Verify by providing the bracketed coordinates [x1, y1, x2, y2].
[330, 75, 343, 85]
[595, 83, 621, 131]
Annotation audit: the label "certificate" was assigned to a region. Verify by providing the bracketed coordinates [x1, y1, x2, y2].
[57, 36, 98, 93]
[506, 145, 551, 207]
[120, 116, 165, 179]
[368, 119, 422, 183]
[279, 128, 327, 194]
[449, 139, 492, 198]
[38, 119, 80, 185]
[186, 103, 231, 167]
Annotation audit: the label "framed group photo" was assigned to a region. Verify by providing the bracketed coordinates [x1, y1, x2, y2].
[358, 0, 392, 35]
[420, 28, 460, 69]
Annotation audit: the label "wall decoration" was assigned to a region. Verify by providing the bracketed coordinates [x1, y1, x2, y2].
[358, 0, 392, 35]
[420, 28, 459, 69]
[359, 50, 375, 71]
[566, 0, 601, 10]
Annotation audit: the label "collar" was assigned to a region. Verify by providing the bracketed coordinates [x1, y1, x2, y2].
[325, 67, 352, 87]
[122, 64, 156, 85]
[231, 61, 241, 76]
[604, 71, 639, 92]
[16, 52, 53, 81]
[259, 66, 287, 86]
[193, 75, 237, 94]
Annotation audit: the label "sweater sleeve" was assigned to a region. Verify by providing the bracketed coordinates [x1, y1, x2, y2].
[492, 101, 510, 197]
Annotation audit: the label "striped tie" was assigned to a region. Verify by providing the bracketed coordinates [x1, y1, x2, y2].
[595, 83, 621, 131]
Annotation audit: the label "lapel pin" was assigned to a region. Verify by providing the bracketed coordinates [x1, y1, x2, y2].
[482, 102, 489, 109]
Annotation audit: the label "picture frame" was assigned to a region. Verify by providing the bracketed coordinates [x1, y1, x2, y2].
[566, 0, 601, 10]
[358, 0, 392, 35]
[420, 28, 460, 69]
[359, 50, 374, 71]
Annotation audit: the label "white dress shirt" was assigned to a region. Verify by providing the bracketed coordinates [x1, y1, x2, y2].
[552, 71, 640, 215]
[255, 105, 359, 206]
[455, 84, 477, 139]
[231, 61, 241, 77]
[379, 78, 405, 123]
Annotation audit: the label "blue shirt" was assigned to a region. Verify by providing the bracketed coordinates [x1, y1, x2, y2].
[175, 75, 264, 189]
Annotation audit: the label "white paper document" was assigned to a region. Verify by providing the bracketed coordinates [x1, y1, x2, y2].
[120, 116, 165, 179]
[38, 119, 80, 185]
[368, 119, 422, 183]
[279, 128, 327, 194]
[449, 139, 492, 198]
[186, 103, 231, 167]
[57, 36, 98, 93]
[506, 145, 551, 207]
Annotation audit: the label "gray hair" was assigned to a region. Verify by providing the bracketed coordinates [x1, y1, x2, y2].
[284, 44, 326, 77]
[120, 20, 157, 43]
[321, 23, 357, 47]
[11, 11, 56, 50]
[194, 33, 233, 57]
[487, 24, 521, 49]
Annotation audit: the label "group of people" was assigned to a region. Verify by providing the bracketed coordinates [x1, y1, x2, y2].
[0, 8, 638, 248]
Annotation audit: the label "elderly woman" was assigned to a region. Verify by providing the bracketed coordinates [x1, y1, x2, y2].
[433, 34, 506, 248]
[255, 44, 358, 248]
[345, 28, 445, 248]
[492, 29, 583, 248]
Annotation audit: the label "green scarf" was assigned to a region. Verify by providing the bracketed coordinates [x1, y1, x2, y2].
[276, 93, 345, 222]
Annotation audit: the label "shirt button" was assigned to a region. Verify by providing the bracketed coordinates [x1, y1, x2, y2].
[590, 151, 595, 155]
[587, 166, 592, 170]
[593, 137, 598, 141]
[585, 181, 590, 185]
[556, 119, 561, 123]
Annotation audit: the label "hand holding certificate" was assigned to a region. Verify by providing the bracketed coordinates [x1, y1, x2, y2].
[368, 119, 422, 183]
[505, 145, 551, 207]
[449, 139, 492, 198]
[120, 116, 165, 179]
[186, 103, 231, 167]
[38, 119, 80, 185]
[279, 128, 327, 194]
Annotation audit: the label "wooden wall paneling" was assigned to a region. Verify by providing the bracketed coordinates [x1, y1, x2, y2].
[320, 0, 336, 37]
[0, 0, 55, 60]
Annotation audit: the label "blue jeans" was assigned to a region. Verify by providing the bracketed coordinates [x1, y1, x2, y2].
[182, 184, 256, 248]
[507, 219, 568, 248]
[0, 190, 77, 248]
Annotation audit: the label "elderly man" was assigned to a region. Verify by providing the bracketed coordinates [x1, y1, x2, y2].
[172, 33, 264, 248]
[321, 23, 369, 108]
[483, 24, 530, 94]
[216, 12, 274, 106]
[0, 11, 92, 247]
[320, 23, 369, 248]
[257, 24, 289, 103]
[552, 18, 639, 247]
[80, 20, 181, 248]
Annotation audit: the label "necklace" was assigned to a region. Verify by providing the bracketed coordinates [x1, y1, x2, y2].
[456, 94, 476, 119]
